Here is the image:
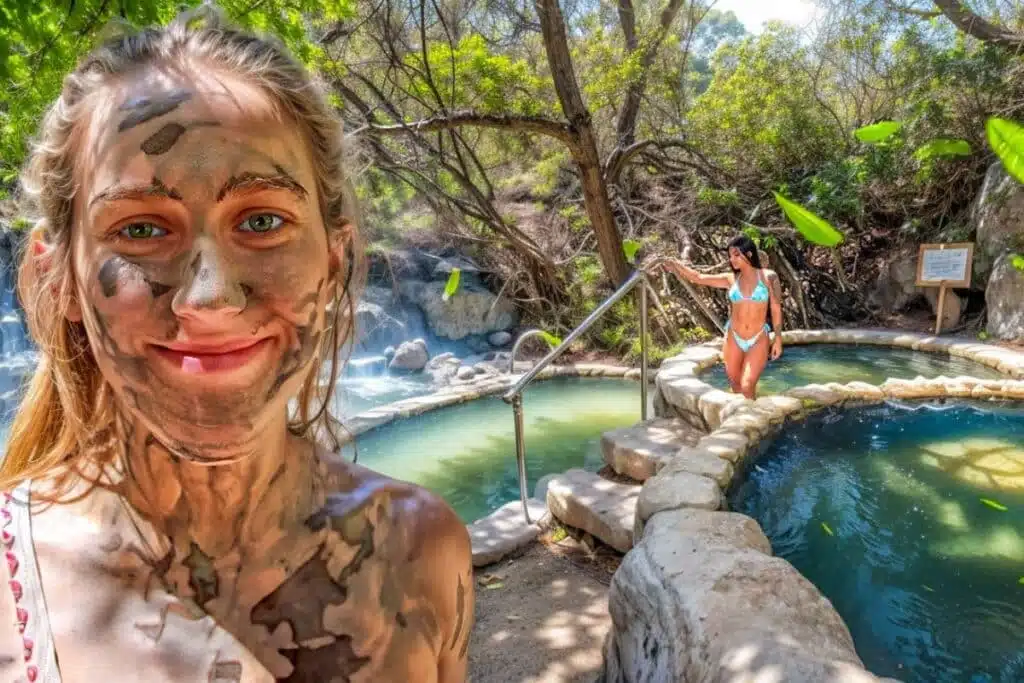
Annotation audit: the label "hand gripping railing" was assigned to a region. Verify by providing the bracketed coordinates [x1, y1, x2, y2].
[502, 270, 650, 524]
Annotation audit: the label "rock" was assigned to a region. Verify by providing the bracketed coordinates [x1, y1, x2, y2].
[424, 352, 462, 384]
[602, 509, 884, 683]
[431, 254, 484, 278]
[382, 345, 396, 361]
[468, 498, 548, 567]
[465, 334, 493, 354]
[972, 161, 1024, 284]
[635, 470, 722, 537]
[456, 366, 476, 381]
[986, 252, 1024, 342]
[545, 469, 639, 553]
[600, 418, 706, 481]
[400, 279, 518, 341]
[869, 246, 962, 327]
[868, 246, 920, 314]
[472, 363, 489, 376]
[488, 330, 512, 347]
[388, 339, 428, 372]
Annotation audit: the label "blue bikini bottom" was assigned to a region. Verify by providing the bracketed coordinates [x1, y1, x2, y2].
[725, 321, 770, 353]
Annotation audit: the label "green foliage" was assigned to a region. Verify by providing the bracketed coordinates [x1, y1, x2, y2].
[622, 239, 642, 264]
[772, 192, 845, 247]
[442, 268, 461, 302]
[913, 138, 971, 160]
[537, 331, 562, 348]
[0, 0, 354, 184]
[1011, 254, 1024, 274]
[854, 121, 902, 144]
[696, 187, 740, 208]
[987, 117, 1024, 185]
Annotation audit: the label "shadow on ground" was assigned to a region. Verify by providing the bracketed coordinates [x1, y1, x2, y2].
[469, 536, 616, 683]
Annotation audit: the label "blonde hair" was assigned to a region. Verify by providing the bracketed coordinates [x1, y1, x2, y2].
[2, 5, 365, 495]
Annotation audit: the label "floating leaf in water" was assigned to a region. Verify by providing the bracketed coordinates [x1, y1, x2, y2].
[922, 585, 935, 593]
[913, 138, 972, 160]
[986, 117, 1024, 185]
[854, 120, 902, 143]
[980, 497, 1008, 511]
[821, 522, 834, 536]
[773, 192, 845, 248]
[442, 267, 461, 302]
[622, 238, 642, 264]
[538, 330, 562, 348]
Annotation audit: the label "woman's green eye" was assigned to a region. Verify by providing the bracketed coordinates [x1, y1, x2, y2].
[239, 214, 283, 233]
[120, 223, 167, 239]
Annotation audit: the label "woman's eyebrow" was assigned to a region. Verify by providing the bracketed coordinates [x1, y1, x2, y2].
[216, 168, 308, 202]
[88, 178, 182, 209]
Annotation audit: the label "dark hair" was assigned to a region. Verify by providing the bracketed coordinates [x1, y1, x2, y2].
[727, 235, 762, 272]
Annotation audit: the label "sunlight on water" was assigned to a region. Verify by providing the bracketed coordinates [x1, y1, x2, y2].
[703, 344, 1004, 395]
[342, 378, 646, 523]
[730, 401, 1024, 683]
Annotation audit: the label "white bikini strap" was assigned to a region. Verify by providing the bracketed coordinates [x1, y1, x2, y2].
[5, 482, 62, 683]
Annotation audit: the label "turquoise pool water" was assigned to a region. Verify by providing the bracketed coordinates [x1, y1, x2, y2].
[730, 401, 1024, 682]
[702, 344, 1004, 395]
[342, 377, 647, 523]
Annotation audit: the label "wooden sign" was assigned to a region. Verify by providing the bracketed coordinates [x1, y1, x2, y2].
[915, 242, 974, 335]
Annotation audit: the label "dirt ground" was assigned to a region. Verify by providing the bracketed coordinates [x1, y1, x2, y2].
[468, 528, 622, 683]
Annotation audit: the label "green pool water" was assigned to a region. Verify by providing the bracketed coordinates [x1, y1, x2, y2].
[730, 401, 1024, 683]
[341, 377, 647, 523]
[702, 343, 1005, 395]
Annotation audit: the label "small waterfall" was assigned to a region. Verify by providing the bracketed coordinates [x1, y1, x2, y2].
[0, 231, 36, 434]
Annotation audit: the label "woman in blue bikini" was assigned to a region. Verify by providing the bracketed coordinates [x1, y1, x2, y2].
[656, 235, 784, 399]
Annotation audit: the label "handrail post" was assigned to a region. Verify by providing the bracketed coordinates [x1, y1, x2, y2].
[640, 276, 649, 421]
[511, 394, 532, 525]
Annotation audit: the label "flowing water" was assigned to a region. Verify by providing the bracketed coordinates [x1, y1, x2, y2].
[702, 344, 1005, 395]
[730, 401, 1024, 682]
[342, 377, 647, 523]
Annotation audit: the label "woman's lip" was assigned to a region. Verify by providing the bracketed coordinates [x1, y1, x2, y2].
[149, 337, 273, 374]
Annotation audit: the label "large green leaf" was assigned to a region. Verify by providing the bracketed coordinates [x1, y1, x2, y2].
[1012, 253, 1024, 273]
[772, 192, 845, 247]
[538, 331, 562, 348]
[913, 138, 971, 161]
[854, 120, 901, 143]
[987, 117, 1024, 185]
[622, 238, 642, 264]
[442, 267, 461, 302]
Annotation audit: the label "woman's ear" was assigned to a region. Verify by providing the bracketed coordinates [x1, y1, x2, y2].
[29, 223, 81, 322]
[327, 221, 353, 283]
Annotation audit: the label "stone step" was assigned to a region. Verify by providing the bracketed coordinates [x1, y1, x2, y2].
[469, 498, 549, 568]
[600, 417, 707, 481]
[545, 468, 640, 553]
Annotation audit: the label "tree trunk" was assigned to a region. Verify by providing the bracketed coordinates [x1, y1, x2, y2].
[535, 0, 631, 286]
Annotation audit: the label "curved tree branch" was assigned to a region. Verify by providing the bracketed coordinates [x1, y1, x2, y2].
[367, 111, 579, 150]
[931, 0, 1024, 48]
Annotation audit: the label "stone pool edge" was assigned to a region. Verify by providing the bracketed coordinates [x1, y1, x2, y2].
[653, 328, 1024, 431]
[601, 375, 1024, 683]
[337, 363, 653, 568]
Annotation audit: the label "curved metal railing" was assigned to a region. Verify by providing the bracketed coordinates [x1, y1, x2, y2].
[502, 270, 650, 523]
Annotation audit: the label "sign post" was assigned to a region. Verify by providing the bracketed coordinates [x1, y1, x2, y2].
[915, 242, 974, 335]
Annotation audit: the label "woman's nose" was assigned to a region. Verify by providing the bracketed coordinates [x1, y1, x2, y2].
[171, 243, 247, 320]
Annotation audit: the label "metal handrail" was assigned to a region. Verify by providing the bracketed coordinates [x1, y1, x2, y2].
[507, 329, 550, 375]
[502, 270, 650, 524]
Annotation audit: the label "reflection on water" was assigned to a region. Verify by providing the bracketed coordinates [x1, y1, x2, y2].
[342, 378, 646, 523]
[730, 401, 1024, 683]
[702, 344, 1005, 395]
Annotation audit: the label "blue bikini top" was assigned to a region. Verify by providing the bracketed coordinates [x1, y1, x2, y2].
[728, 270, 770, 304]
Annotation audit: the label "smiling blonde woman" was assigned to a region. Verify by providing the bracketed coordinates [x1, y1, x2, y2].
[0, 7, 473, 682]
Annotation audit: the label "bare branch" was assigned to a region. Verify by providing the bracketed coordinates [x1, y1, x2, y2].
[366, 110, 578, 149]
[930, 0, 1024, 48]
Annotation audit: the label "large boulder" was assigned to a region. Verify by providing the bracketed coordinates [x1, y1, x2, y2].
[400, 279, 518, 341]
[388, 338, 428, 372]
[868, 246, 962, 327]
[600, 509, 890, 683]
[986, 253, 1024, 342]
[972, 162, 1024, 284]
